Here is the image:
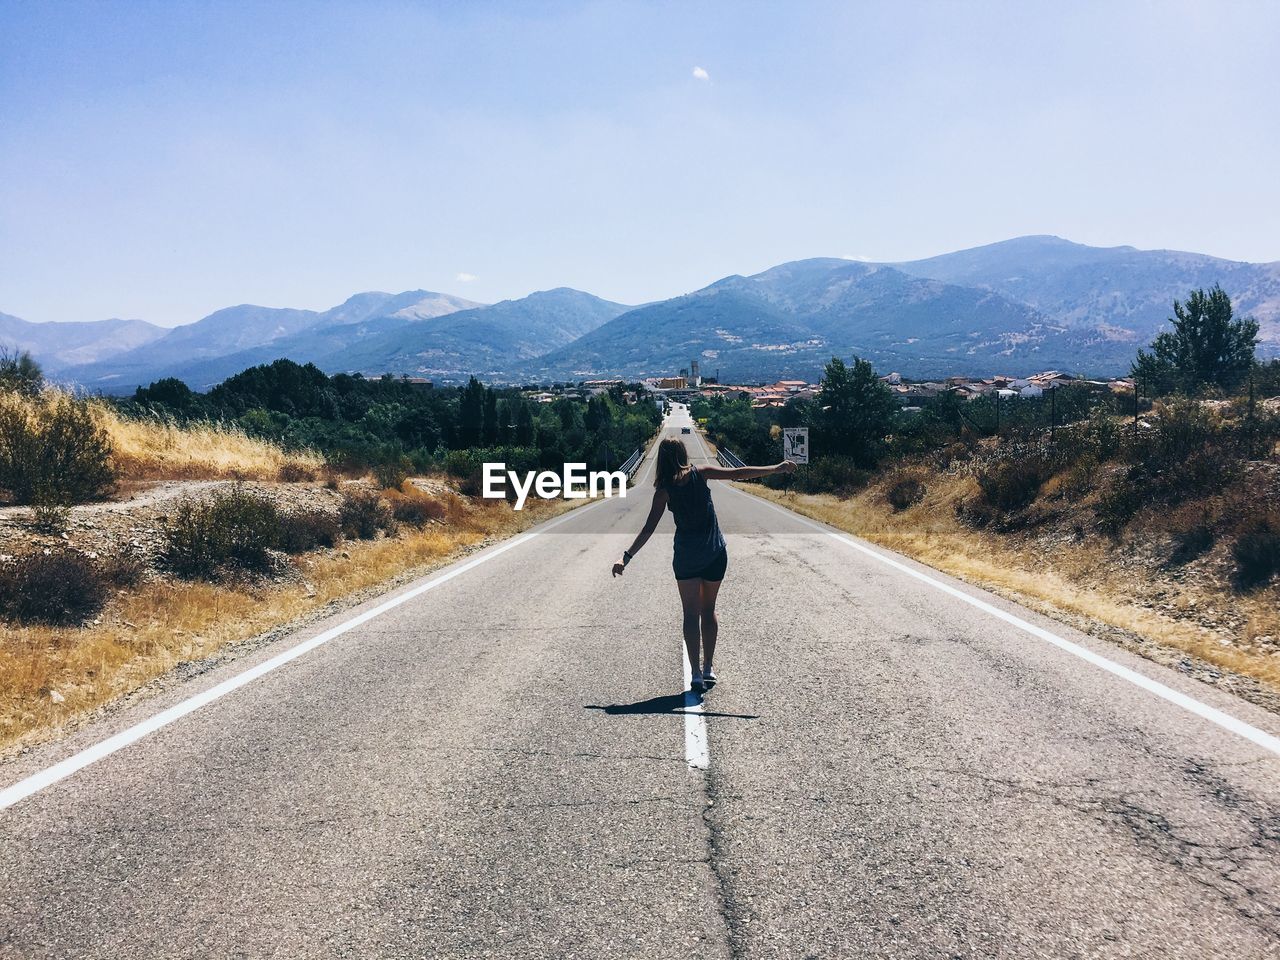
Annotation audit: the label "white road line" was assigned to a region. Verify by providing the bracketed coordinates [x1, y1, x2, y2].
[736, 488, 1280, 759]
[682, 409, 716, 465]
[681, 652, 710, 770]
[0, 501, 604, 814]
[677, 409, 712, 770]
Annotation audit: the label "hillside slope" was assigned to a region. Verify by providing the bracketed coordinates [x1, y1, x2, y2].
[895, 235, 1280, 348]
[526, 261, 1117, 381]
[0, 313, 166, 371]
[322, 288, 631, 379]
[57, 291, 484, 392]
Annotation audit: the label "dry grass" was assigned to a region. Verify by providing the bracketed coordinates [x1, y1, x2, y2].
[94, 402, 323, 481]
[741, 476, 1280, 692]
[0, 492, 575, 751]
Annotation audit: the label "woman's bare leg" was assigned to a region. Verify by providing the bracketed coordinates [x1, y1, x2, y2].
[700, 579, 722, 670]
[677, 578, 703, 675]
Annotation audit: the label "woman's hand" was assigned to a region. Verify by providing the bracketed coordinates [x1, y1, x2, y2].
[612, 559, 626, 578]
[777, 459, 798, 474]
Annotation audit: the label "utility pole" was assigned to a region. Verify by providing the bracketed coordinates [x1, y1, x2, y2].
[1050, 387, 1057, 442]
[994, 392, 1000, 436]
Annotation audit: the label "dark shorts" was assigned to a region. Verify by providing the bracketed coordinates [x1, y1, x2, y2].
[674, 548, 728, 582]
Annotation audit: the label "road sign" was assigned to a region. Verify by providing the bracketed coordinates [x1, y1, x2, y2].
[782, 427, 809, 464]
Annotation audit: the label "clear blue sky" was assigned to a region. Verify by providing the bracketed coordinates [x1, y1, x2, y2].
[2, 0, 1278, 327]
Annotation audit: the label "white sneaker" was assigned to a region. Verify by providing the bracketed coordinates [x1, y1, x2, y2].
[703, 666, 717, 685]
[690, 671, 705, 692]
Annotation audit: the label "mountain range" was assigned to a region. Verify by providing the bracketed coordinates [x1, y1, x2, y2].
[5, 236, 1278, 392]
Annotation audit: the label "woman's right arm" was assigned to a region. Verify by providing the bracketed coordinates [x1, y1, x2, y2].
[612, 488, 668, 577]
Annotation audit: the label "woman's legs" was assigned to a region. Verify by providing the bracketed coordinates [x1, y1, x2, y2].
[676, 578, 704, 674]
[700, 579, 722, 671]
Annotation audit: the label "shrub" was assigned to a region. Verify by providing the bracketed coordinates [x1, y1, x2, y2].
[383, 486, 447, 527]
[29, 495, 71, 535]
[0, 549, 110, 625]
[783, 455, 872, 497]
[0, 392, 116, 504]
[458, 469, 486, 499]
[1169, 522, 1215, 565]
[373, 455, 412, 490]
[0, 348, 44, 396]
[1057, 452, 1101, 499]
[442, 448, 482, 479]
[277, 509, 341, 553]
[886, 475, 926, 511]
[160, 488, 282, 577]
[339, 489, 395, 539]
[1232, 516, 1280, 590]
[277, 461, 317, 483]
[99, 551, 146, 588]
[1094, 466, 1147, 534]
[975, 454, 1053, 510]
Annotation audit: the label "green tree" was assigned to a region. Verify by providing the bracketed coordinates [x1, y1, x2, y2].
[515, 402, 536, 446]
[134, 377, 199, 414]
[814, 356, 898, 467]
[458, 377, 485, 448]
[0, 348, 44, 396]
[482, 388, 499, 445]
[1131, 285, 1258, 395]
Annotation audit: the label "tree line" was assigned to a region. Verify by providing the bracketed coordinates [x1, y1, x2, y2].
[123, 360, 662, 477]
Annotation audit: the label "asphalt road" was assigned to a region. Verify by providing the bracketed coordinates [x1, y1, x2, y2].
[3, 404, 1280, 959]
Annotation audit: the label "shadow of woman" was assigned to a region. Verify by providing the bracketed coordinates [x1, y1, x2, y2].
[585, 691, 760, 720]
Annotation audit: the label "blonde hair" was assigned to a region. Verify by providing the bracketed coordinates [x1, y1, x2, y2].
[654, 437, 690, 488]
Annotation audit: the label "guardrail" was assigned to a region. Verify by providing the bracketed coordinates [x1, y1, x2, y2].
[717, 446, 746, 469]
[619, 447, 644, 480]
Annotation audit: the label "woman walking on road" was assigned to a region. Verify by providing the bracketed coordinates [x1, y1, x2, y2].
[612, 436, 795, 691]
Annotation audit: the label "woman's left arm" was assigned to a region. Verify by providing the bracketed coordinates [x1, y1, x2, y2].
[612, 488, 669, 577]
[700, 460, 796, 482]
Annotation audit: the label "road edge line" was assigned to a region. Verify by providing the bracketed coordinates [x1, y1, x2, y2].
[730, 485, 1280, 759]
[0, 499, 605, 813]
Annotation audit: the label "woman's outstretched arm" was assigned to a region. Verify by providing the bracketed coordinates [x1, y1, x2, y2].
[612, 487, 669, 577]
[699, 460, 797, 482]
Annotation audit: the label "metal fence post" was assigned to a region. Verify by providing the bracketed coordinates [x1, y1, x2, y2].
[1133, 377, 1140, 438]
[1249, 370, 1256, 459]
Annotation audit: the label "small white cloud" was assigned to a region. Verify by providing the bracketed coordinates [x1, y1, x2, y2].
[455, 272, 477, 282]
[692, 66, 709, 81]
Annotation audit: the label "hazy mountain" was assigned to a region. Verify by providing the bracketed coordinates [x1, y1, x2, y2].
[318, 288, 631, 379]
[893, 235, 1280, 349]
[56, 304, 325, 389]
[25, 235, 1280, 390]
[314, 290, 483, 327]
[0, 312, 166, 371]
[524, 261, 1107, 382]
[56, 290, 485, 391]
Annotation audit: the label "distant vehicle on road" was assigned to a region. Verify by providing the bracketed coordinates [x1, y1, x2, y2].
[681, 427, 691, 434]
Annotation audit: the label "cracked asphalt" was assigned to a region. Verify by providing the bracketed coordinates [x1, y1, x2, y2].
[3, 406, 1280, 958]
